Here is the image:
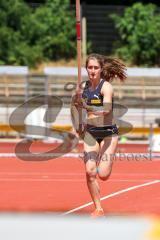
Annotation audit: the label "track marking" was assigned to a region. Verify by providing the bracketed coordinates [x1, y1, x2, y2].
[0, 152, 159, 159]
[0, 172, 85, 176]
[0, 178, 86, 182]
[61, 180, 160, 215]
[0, 172, 159, 177]
[0, 178, 158, 183]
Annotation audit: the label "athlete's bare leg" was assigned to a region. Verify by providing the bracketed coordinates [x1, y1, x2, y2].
[98, 136, 118, 181]
[83, 132, 102, 210]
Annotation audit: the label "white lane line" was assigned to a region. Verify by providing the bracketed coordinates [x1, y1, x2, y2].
[0, 172, 159, 177]
[0, 172, 85, 176]
[0, 178, 158, 183]
[61, 180, 160, 216]
[0, 152, 159, 159]
[0, 178, 85, 182]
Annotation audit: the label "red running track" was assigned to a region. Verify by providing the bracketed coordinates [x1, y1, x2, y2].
[0, 142, 159, 215]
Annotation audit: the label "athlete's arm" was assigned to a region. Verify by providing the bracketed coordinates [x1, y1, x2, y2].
[70, 92, 87, 134]
[101, 82, 113, 115]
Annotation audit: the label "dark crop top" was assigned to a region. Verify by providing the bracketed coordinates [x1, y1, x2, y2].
[82, 79, 105, 106]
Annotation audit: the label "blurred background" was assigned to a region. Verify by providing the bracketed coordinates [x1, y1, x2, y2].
[0, 0, 160, 139]
[0, 1, 160, 240]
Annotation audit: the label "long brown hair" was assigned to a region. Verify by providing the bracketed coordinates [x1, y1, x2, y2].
[86, 54, 127, 82]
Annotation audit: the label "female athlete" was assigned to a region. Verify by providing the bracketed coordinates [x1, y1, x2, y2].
[71, 53, 127, 218]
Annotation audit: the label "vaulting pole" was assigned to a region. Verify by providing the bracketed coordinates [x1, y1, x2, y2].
[76, 0, 82, 92]
[76, 0, 83, 134]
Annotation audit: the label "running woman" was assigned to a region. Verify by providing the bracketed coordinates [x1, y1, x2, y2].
[71, 53, 127, 218]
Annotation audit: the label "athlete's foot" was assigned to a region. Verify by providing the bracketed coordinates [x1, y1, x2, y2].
[90, 208, 104, 218]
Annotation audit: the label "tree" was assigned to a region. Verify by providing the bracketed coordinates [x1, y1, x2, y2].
[0, 0, 76, 67]
[111, 3, 160, 66]
[0, 1, 29, 64]
[22, 0, 76, 61]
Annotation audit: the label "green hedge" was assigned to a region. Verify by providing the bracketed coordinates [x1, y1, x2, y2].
[110, 3, 160, 66]
[0, 0, 76, 67]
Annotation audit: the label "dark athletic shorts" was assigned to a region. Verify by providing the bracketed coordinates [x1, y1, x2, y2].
[86, 124, 118, 144]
